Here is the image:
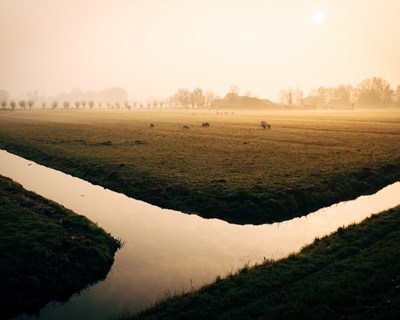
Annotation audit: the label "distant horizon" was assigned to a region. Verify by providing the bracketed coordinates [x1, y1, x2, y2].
[0, 75, 398, 106]
[1, 0, 399, 101]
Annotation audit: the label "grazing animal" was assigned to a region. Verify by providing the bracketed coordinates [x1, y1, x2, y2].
[202, 122, 210, 127]
[261, 121, 271, 129]
[150, 123, 155, 127]
[183, 125, 189, 129]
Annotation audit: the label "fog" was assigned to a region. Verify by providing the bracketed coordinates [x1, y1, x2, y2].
[0, 0, 399, 101]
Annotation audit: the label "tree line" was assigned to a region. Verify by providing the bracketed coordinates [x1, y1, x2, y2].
[279, 77, 400, 108]
[1, 76, 399, 111]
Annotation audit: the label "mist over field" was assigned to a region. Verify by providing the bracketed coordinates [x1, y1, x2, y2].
[1, 1, 400, 320]
[0, 0, 399, 104]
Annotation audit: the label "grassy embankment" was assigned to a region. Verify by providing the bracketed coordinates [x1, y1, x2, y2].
[129, 205, 400, 320]
[0, 175, 121, 320]
[0, 109, 400, 224]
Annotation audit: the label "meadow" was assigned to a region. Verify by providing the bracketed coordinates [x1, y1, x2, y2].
[0, 175, 121, 319]
[0, 108, 399, 224]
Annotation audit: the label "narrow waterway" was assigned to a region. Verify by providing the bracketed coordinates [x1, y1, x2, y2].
[1, 150, 399, 320]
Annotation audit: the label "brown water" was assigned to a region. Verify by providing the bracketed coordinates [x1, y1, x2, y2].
[1, 150, 399, 320]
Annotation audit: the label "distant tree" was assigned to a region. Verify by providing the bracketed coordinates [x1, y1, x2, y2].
[124, 101, 130, 109]
[42, 102, 46, 109]
[358, 77, 393, 106]
[10, 100, 16, 110]
[1, 100, 7, 109]
[279, 88, 294, 106]
[191, 88, 205, 108]
[310, 86, 330, 105]
[51, 101, 58, 110]
[63, 101, 70, 109]
[139, 103, 143, 108]
[395, 85, 400, 107]
[229, 84, 240, 95]
[174, 89, 191, 108]
[89, 100, 95, 109]
[293, 87, 303, 106]
[98, 102, 102, 108]
[205, 90, 216, 107]
[27, 100, 34, 109]
[18, 100, 26, 110]
[159, 100, 164, 108]
[81, 100, 87, 109]
[115, 102, 121, 109]
[147, 102, 151, 108]
[106, 102, 111, 109]
[133, 101, 137, 108]
[311, 84, 357, 107]
[75, 101, 80, 109]
[152, 101, 158, 108]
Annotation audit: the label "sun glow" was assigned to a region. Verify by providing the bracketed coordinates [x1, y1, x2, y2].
[312, 10, 325, 24]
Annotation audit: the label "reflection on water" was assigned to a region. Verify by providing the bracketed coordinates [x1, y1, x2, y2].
[0, 149, 399, 320]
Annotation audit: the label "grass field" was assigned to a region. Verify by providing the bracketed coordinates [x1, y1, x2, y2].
[0, 109, 399, 224]
[0, 175, 121, 319]
[128, 205, 400, 320]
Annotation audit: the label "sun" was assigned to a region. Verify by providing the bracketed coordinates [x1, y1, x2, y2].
[312, 10, 325, 24]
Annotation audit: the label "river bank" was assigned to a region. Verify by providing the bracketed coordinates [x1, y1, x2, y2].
[0, 175, 121, 319]
[1, 150, 399, 319]
[130, 205, 400, 320]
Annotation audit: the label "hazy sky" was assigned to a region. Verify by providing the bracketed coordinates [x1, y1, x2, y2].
[1, 0, 399, 101]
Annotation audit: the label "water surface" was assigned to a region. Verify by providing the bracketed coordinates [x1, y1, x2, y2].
[0, 150, 399, 319]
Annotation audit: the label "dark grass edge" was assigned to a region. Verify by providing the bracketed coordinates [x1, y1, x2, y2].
[1, 140, 400, 225]
[0, 175, 122, 320]
[127, 205, 400, 320]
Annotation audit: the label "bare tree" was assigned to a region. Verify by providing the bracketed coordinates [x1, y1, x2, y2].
[42, 102, 46, 109]
[279, 88, 293, 106]
[174, 89, 191, 108]
[19, 100, 26, 110]
[75, 101, 80, 109]
[115, 102, 121, 109]
[395, 85, 400, 107]
[358, 77, 393, 106]
[89, 100, 95, 109]
[229, 84, 240, 95]
[205, 90, 216, 108]
[27, 100, 34, 110]
[63, 101, 70, 109]
[81, 100, 87, 109]
[51, 101, 58, 110]
[1, 100, 7, 109]
[10, 100, 16, 110]
[293, 87, 303, 106]
[191, 88, 205, 108]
